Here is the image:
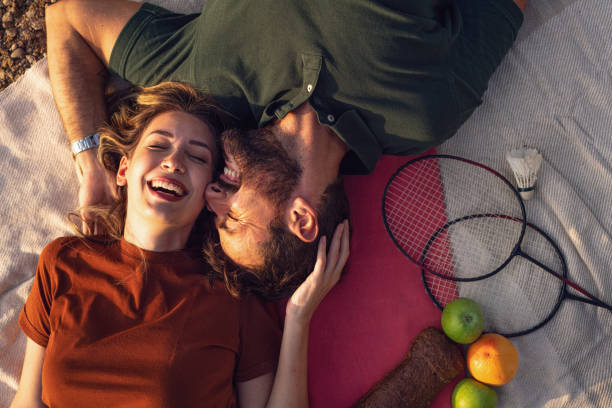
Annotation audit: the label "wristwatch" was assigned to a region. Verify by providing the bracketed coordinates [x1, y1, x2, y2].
[71, 132, 101, 156]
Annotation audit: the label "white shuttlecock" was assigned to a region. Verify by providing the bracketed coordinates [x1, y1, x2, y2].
[506, 148, 542, 200]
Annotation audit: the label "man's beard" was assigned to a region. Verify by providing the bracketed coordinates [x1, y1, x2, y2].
[221, 126, 302, 208]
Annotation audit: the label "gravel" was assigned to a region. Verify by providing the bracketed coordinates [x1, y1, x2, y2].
[0, 0, 56, 90]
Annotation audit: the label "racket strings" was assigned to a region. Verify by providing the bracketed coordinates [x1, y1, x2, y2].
[424, 215, 523, 280]
[384, 156, 525, 280]
[424, 222, 566, 337]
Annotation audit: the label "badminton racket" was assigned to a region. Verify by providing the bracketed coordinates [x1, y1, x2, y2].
[422, 216, 611, 337]
[383, 154, 526, 281]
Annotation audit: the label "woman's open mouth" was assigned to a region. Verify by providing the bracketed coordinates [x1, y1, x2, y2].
[147, 178, 188, 202]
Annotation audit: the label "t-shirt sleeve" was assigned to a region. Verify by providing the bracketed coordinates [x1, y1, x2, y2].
[18, 241, 60, 347]
[235, 294, 282, 382]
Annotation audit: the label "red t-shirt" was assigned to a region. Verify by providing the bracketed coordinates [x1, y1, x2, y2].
[19, 237, 281, 408]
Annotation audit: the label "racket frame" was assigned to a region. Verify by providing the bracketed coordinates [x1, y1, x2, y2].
[422, 217, 610, 337]
[382, 154, 527, 281]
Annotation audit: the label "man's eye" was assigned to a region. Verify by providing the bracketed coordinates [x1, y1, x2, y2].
[227, 212, 241, 223]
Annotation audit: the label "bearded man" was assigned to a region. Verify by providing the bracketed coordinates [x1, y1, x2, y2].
[46, 0, 528, 296]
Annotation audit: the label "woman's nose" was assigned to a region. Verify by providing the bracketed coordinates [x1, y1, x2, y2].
[161, 151, 185, 174]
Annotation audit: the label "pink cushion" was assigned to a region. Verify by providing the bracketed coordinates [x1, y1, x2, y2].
[298, 151, 463, 407]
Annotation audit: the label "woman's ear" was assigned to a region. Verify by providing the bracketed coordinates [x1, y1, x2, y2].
[286, 197, 319, 243]
[116, 156, 129, 186]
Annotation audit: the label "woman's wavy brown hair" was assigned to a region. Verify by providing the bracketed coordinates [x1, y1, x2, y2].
[71, 82, 230, 249]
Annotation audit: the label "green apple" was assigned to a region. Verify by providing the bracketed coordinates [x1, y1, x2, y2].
[441, 297, 484, 344]
[452, 378, 498, 408]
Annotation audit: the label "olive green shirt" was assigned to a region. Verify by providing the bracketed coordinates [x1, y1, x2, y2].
[110, 0, 523, 174]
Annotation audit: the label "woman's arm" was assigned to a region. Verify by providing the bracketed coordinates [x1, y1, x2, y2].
[238, 220, 350, 408]
[10, 338, 46, 408]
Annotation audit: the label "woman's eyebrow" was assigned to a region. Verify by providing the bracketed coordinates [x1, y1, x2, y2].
[147, 129, 173, 138]
[189, 140, 211, 151]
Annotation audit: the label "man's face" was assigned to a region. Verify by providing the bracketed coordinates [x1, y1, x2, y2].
[206, 177, 276, 268]
[205, 128, 302, 268]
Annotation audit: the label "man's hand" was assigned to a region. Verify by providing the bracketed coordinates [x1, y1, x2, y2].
[75, 149, 118, 235]
[286, 219, 350, 323]
[46, 0, 141, 235]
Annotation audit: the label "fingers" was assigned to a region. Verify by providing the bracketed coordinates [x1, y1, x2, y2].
[81, 219, 91, 236]
[312, 236, 327, 276]
[332, 220, 350, 278]
[315, 219, 350, 287]
[77, 166, 120, 236]
[324, 221, 346, 275]
[328, 219, 350, 284]
[285, 220, 351, 321]
[81, 211, 98, 236]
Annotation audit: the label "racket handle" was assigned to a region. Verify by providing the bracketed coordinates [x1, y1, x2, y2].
[521, 252, 612, 309]
[353, 327, 464, 408]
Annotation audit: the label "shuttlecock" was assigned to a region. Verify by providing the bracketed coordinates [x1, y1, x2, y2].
[506, 147, 542, 200]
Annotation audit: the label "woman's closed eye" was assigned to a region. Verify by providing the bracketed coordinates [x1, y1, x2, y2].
[189, 154, 209, 164]
[147, 144, 167, 150]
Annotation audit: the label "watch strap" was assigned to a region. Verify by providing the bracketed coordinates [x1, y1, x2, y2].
[71, 132, 101, 156]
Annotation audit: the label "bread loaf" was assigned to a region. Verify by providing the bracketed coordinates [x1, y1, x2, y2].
[354, 327, 464, 408]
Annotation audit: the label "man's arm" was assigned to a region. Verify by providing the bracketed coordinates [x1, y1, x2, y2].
[45, 0, 141, 231]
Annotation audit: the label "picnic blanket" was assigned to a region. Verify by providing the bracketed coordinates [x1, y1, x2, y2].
[1, 0, 610, 407]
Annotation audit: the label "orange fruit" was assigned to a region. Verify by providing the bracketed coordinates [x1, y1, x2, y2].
[467, 333, 519, 386]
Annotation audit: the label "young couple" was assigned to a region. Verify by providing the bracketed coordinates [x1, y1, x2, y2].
[11, 82, 349, 407]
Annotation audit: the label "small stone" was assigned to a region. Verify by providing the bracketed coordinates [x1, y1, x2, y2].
[2, 12, 13, 24]
[5, 27, 16, 39]
[1, 0, 10, 6]
[30, 18, 43, 31]
[10, 48, 25, 59]
[26, 54, 36, 65]
[21, 29, 33, 41]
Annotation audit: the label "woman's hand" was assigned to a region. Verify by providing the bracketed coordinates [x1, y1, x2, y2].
[286, 219, 350, 324]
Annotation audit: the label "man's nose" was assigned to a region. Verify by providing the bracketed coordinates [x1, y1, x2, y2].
[205, 182, 229, 216]
[161, 151, 185, 174]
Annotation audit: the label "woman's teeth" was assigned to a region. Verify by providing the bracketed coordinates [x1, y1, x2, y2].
[150, 180, 185, 196]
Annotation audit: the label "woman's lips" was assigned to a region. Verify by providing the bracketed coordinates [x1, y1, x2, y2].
[147, 178, 188, 202]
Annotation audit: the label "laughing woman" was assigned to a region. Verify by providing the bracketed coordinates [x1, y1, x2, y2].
[10, 82, 349, 408]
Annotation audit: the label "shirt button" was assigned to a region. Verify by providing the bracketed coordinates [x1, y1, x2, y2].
[307, 84, 313, 93]
[327, 114, 335, 123]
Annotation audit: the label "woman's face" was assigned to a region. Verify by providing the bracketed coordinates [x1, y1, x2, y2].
[117, 110, 218, 231]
